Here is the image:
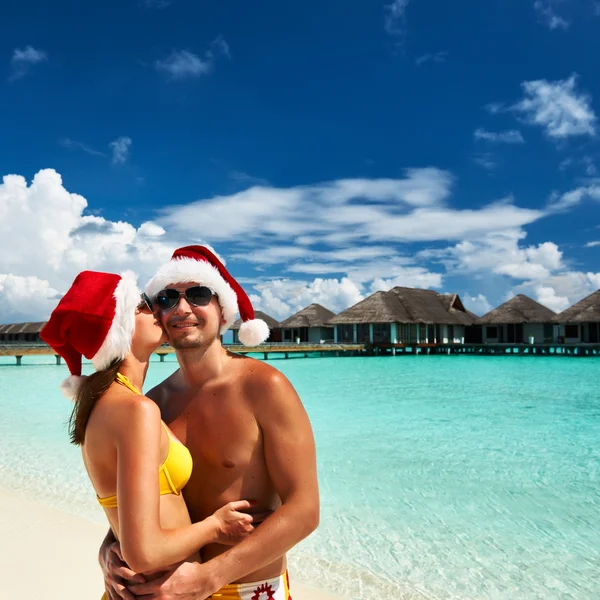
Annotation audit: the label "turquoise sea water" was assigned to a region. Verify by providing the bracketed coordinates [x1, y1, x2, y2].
[0, 353, 599, 599]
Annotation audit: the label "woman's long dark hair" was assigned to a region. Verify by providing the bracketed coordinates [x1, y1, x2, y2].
[69, 358, 124, 446]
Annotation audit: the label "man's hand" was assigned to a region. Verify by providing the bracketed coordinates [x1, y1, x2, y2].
[100, 541, 145, 600]
[128, 561, 219, 599]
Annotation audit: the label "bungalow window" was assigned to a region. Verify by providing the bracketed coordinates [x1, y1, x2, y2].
[357, 324, 370, 343]
[410, 324, 419, 342]
[543, 324, 554, 342]
[419, 323, 427, 342]
[565, 325, 579, 339]
[338, 324, 353, 343]
[447, 325, 454, 341]
[397, 323, 411, 343]
[372, 323, 391, 343]
[487, 326, 499, 338]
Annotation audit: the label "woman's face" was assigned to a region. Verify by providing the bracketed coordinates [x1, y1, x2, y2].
[131, 297, 167, 354]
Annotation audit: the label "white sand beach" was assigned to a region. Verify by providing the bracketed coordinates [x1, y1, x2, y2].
[0, 487, 341, 600]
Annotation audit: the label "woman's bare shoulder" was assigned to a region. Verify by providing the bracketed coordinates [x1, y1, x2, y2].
[95, 387, 162, 434]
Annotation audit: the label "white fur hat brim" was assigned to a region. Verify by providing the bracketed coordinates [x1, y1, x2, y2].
[91, 271, 141, 371]
[145, 258, 238, 334]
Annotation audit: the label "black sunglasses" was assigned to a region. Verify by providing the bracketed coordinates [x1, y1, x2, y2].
[155, 286, 214, 311]
[137, 293, 154, 313]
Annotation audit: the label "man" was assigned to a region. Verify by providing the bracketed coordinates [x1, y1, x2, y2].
[100, 245, 320, 600]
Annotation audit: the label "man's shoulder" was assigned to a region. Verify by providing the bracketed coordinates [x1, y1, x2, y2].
[234, 358, 298, 406]
[145, 368, 182, 406]
[236, 357, 288, 386]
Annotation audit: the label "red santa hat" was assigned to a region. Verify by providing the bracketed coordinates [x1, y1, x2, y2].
[145, 245, 269, 346]
[41, 270, 141, 398]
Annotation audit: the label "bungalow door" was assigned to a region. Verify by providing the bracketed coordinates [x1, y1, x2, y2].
[516, 323, 524, 343]
[507, 324, 515, 343]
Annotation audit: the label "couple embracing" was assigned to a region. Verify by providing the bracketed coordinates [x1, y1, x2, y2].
[42, 245, 320, 599]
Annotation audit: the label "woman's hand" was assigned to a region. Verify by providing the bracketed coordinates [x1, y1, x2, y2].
[211, 500, 255, 545]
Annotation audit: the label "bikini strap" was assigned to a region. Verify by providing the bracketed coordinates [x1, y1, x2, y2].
[115, 372, 142, 395]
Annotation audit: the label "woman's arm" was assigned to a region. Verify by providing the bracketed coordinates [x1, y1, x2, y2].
[114, 398, 253, 573]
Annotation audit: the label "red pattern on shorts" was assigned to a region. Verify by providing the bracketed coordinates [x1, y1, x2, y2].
[251, 582, 275, 600]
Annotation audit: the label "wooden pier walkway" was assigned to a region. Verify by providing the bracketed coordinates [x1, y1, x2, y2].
[0, 342, 366, 365]
[1, 341, 600, 366]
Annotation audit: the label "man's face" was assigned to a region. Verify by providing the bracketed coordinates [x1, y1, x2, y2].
[156, 282, 224, 349]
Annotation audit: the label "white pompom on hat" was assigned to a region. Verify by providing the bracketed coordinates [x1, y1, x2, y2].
[145, 245, 270, 346]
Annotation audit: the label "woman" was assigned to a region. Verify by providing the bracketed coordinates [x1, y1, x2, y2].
[41, 270, 254, 598]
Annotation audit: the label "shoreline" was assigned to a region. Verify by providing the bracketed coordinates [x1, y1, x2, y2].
[0, 487, 342, 600]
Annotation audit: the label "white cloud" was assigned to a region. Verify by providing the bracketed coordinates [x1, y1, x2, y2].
[533, 1, 569, 30]
[229, 171, 269, 186]
[0, 167, 589, 326]
[233, 245, 396, 267]
[516, 272, 600, 310]
[534, 285, 570, 312]
[60, 138, 106, 157]
[0, 274, 60, 323]
[369, 268, 443, 292]
[251, 277, 365, 320]
[156, 37, 230, 80]
[0, 169, 177, 322]
[415, 52, 447, 66]
[462, 293, 492, 316]
[547, 184, 600, 212]
[156, 50, 212, 79]
[474, 128, 525, 144]
[425, 230, 563, 282]
[485, 102, 505, 115]
[109, 137, 132, 165]
[138, 222, 166, 237]
[585, 241, 600, 248]
[9, 46, 47, 81]
[158, 172, 543, 246]
[384, 0, 410, 38]
[524, 241, 563, 270]
[496, 262, 550, 280]
[559, 155, 597, 176]
[210, 36, 231, 60]
[510, 75, 596, 138]
[473, 153, 497, 171]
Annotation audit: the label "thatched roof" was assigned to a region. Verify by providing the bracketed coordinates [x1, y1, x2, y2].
[230, 311, 281, 331]
[552, 289, 600, 323]
[328, 291, 400, 324]
[0, 322, 47, 334]
[279, 304, 336, 328]
[478, 295, 556, 325]
[329, 287, 476, 325]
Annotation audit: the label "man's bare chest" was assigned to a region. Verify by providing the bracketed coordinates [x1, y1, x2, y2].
[161, 392, 261, 472]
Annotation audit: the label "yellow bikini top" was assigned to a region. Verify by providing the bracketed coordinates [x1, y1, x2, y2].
[97, 373, 193, 509]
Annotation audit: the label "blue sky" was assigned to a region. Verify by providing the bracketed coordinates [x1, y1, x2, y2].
[1, 0, 600, 323]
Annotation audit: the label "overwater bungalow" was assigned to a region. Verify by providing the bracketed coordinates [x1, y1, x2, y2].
[229, 311, 283, 343]
[552, 289, 600, 343]
[328, 287, 477, 344]
[279, 303, 336, 343]
[477, 295, 556, 344]
[0, 322, 47, 343]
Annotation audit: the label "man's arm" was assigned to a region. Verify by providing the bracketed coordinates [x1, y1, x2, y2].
[98, 529, 145, 600]
[202, 369, 320, 589]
